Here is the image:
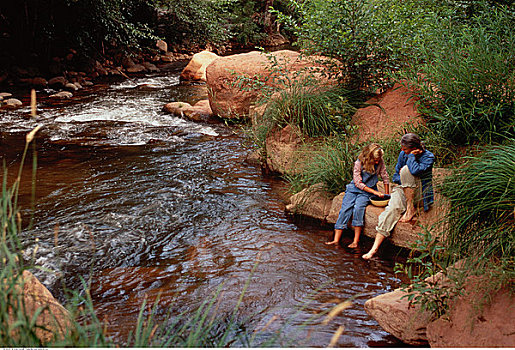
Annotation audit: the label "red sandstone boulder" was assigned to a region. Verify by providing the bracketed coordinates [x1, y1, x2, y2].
[156, 39, 168, 53]
[206, 50, 336, 118]
[126, 64, 146, 73]
[163, 101, 193, 116]
[65, 82, 79, 91]
[163, 99, 214, 122]
[48, 76, 67, 89]
[286, 183, 334, 221]
[2, 98, 23, 109]
[264, 124, 311, 175]
[49, 91, 73, 99]
[185, 99, 214, 122]
[365, 269, 515, 347]
[8, 271, 72, 343]
[32, 77, 48, 88]
[426, 277, 515, 347]
[351, 83, 423, 142]
[364, 287, 434, 346]
[180, 50, 219, 82]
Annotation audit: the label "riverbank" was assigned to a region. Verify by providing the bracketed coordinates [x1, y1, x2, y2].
[0, 41, 194, 111]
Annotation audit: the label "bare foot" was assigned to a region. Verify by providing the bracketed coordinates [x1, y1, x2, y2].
[399, 207, 416, 222]
[362, 251, 376, 260]
[325, 240, 338, 245]
[348, 242, 358, 248]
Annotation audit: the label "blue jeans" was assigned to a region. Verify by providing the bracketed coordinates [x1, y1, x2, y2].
[334, 184, 373, 229]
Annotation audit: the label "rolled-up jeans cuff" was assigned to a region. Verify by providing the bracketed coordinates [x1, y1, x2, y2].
[376, 227, 390, 237]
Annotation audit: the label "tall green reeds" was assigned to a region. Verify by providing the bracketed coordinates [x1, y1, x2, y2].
[0, 125, 57, 347]
[260, 83, 357, 138]
[439, 142, 515, 271]
[287, 136, 359, 195]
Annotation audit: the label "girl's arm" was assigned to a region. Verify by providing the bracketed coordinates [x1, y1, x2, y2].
[354, 160, 385, 197]
[377, 159, 390, 194]
[383, 183, 390, 195]
[353, 160, 366, 189]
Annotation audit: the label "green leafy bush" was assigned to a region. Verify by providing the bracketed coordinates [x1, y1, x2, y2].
[156, 0, 231, 47]
[400, 3, 515, 145]
[0, 0, 158, 66]
[276, 0, 446, 90]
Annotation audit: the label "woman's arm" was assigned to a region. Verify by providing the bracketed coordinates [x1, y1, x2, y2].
[406, 150, 435, 176]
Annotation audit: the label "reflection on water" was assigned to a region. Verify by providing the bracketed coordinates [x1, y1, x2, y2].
[0, 67, 408, 347]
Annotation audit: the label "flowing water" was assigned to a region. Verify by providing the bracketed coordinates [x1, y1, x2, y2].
[0, 64, 409, 347]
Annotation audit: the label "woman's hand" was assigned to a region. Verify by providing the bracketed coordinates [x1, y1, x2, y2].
[375, 191, 385, 198]
[411, 149, 423, 156]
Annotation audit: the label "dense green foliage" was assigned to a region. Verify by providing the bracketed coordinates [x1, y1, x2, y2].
[278, 0, 448, 90]
[277, 0, 514, 146]
[400, 4, 515, 146]
[0, 0, 157, 64]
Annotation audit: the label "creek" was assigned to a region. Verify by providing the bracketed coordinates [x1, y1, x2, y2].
[0, 64, 408, 347]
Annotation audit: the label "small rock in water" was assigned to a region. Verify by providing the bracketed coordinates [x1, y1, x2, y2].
[2, 98, 23, 109]
[49, 91, 73, 99]
[135, 83, 160, 91]
[64, 82, 78, 91]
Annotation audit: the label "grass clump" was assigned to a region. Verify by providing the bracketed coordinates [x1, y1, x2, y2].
[439, 141, 515, 272]
[287, 136, 358, 195]
[246, 80, 362, 166]
[261, 83, 357, 138]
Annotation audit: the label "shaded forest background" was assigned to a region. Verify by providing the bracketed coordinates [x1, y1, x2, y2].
[0, 0, 291, 78]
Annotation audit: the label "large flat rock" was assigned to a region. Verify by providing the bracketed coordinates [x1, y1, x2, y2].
[364, 287, 434, 345]
[287, 174, 448, 249]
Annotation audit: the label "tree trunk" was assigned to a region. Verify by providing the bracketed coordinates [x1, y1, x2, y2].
[263, 0, 274, 34]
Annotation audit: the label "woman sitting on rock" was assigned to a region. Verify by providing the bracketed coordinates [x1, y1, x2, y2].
[362, 133, 435, 260]
[326, 143, 390, 248]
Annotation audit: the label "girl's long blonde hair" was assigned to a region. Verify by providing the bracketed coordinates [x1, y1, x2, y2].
[358, 143, 383, 173]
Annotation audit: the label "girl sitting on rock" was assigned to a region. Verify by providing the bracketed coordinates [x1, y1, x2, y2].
[326, 143, 390, 248]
